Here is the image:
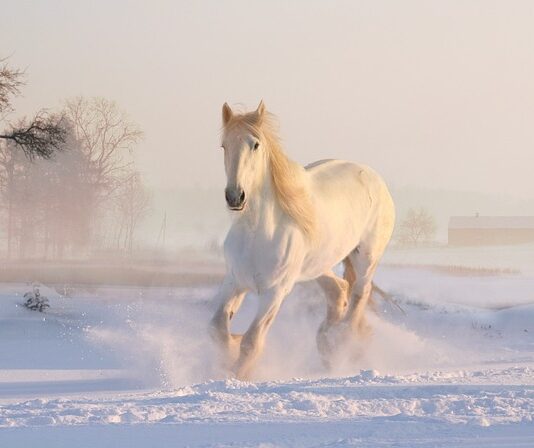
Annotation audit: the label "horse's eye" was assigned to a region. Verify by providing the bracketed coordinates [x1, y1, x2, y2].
[221, 145, 225, 150]
[253, 142, 260, 150]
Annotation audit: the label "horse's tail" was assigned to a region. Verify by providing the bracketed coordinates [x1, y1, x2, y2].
[372, 282, 406, 315]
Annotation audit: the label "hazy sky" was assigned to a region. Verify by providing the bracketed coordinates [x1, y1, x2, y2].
[2, 0, 534, 199]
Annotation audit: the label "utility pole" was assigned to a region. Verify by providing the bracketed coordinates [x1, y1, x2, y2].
[157, 211, 167, 250]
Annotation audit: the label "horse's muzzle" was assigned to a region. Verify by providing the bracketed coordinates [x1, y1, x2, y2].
[225, 187, 246, 210]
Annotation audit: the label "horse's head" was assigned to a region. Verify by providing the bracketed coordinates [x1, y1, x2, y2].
[220, 101, 268, 212]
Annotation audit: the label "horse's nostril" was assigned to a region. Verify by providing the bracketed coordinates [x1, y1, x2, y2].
[240, 191, 245, 203]
[225, 190, 231, 203]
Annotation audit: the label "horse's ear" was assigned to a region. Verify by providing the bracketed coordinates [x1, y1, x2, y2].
[252, 100, 266, 125]
[222, 102, 233, 126]
[256, 100, 266, 118]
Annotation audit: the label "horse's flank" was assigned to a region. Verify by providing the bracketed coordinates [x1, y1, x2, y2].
[224, 111, 317, 240]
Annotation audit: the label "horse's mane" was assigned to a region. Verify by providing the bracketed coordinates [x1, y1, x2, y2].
[224, 111, 316, 240]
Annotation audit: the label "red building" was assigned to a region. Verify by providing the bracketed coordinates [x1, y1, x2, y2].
[448, 216, 534, 246]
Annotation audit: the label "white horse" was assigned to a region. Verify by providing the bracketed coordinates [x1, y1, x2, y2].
[210, 101, 395, 379]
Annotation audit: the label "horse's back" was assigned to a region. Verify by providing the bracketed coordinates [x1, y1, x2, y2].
[305, 159, 388, 198]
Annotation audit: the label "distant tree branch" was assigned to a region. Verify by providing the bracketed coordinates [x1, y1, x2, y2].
[0, 58, 24, 115]
[0, 111, 67, 159]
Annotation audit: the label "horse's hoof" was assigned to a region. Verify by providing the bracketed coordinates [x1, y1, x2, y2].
[316, 321, 351, 365]
[223, 333, 243, 367]
[357, 320, 373, 339]
[232, 364, 252, 381]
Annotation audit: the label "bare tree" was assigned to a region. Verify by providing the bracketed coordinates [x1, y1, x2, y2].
[64, 97, 142, 197]
[0, 58, 66, 159]
[397, 207, 437, 247]
[0, 93, 144, 258]
[62, 97, 143, 252]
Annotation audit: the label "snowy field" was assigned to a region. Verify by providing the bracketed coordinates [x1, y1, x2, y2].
[0, 247, 533, 447]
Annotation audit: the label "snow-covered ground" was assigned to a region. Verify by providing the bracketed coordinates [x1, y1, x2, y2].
[0, 248, 533, 447]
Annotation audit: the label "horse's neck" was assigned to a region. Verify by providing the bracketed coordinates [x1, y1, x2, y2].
[241, 167, 280, 237]
[239, 142, 311, 239]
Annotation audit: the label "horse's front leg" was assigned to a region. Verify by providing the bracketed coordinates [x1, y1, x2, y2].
[233, 287, 287, 380]
[210, 277, 247, 370]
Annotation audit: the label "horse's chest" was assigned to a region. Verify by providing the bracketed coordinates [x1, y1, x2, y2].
[224, 225, 302, 293]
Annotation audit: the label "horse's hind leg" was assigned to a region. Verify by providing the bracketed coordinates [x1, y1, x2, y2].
[344, 246, 379, 336]
[316, 270, 351, 365]
[342, 256, 356, 297]
[346, 207, 395, 335]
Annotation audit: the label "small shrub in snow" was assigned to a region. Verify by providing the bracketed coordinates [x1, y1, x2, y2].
[23, 286, 50, 312]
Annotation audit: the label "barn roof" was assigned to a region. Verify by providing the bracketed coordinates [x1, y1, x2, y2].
[449, 216, 534, 229]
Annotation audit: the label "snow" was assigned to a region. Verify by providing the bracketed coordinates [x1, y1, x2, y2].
[0, 253, 533, 446]
[383, 243, 534, 275]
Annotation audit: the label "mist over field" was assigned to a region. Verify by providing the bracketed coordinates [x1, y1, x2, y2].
[0, 1, 533, 447]
[2, 1, 534, 256]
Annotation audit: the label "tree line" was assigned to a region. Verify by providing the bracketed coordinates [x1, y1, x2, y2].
[0, 58, 150, 259]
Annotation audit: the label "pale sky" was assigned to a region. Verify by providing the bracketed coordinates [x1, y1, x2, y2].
[2, 0, 534, 199]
